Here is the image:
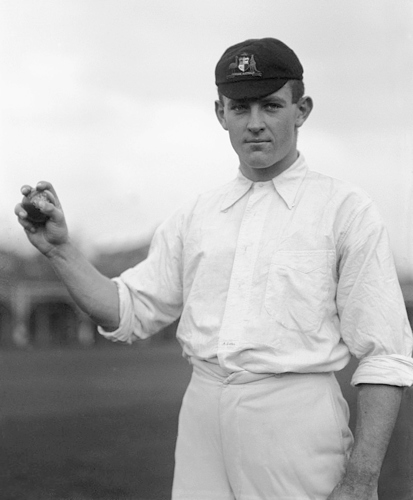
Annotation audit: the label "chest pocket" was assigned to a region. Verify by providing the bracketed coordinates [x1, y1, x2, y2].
[264, 250, 334, 332]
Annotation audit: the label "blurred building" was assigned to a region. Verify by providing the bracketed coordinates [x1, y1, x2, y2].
[0, 249, 93, 348]
[0, 244, 177, 349]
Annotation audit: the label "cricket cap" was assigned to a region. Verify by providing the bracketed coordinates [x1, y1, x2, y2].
[215, 37, 303, 100]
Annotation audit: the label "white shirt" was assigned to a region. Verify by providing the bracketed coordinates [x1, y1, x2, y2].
[99, 155, 413, 386]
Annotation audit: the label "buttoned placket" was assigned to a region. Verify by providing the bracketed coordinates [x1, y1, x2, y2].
[218, 182, 274, 355]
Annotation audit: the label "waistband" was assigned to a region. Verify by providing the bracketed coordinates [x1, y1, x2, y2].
[189, 356, 334, 386]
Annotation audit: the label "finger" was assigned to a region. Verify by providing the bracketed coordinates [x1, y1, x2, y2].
[36, 198, 54, 215]
[17, 213, 36, 232]
[15, 203, 32, 222]
[35, 198, 66, 225]
[42, 190, 57, 206]
[35, 181, 61, 208]
[36, 180, 53, 191]
[24, 226, 37, 235]
[14, 203, 25, 217]
[21, 185, 33, 196]
[15, 202, 39, 230]
[36, 181, 57, 197]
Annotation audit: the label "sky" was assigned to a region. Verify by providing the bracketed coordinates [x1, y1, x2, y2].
[1, 0, 413, 278]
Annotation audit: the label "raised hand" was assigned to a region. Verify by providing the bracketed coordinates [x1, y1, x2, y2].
[15, 181, 69, 256]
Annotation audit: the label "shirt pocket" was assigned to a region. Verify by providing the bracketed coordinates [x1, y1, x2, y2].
[264, 250, 333, 332]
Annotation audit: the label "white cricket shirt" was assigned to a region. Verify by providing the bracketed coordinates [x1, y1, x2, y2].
[99, 155, 413, 386]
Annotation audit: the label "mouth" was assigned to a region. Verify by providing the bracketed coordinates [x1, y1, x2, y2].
[245, 139, 271, 144]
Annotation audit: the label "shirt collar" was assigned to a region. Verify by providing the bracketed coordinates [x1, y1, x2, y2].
[220, 154, 308, 212]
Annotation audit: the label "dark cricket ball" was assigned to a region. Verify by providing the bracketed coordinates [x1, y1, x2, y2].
[22, 190, 50, 225]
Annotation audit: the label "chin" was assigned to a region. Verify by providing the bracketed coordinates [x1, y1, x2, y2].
[252, 163, 273, 169]
[245, 154, 276, 169]
[249, 162, 275, 171]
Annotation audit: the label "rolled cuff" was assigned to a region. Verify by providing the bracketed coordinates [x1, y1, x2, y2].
[97, 278, 146, 344]
[351, 354, 413, 387]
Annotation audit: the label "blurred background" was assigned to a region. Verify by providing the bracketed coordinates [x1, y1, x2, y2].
[1, 0, 413, 272]
[0, 0, 412, 499]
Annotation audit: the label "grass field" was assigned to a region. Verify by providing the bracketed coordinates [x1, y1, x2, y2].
[0, 340, 411, 499]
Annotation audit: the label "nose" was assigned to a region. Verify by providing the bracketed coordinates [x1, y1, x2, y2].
[247, 105, 265, 133]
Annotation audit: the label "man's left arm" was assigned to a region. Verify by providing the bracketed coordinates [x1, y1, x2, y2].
[327, 383, 403, 499]
[331, 199, 413, 499]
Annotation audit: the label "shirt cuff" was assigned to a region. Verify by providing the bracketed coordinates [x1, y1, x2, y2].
[351, 354, 413, 387]
[97, 277, 144, 344]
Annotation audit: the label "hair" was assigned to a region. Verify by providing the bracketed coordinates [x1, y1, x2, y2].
[217, 79, 305, 104]
[289, 79, 305, 103]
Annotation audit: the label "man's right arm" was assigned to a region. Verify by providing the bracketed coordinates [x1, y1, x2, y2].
[15, 181, 120, 331]
[45, 242, 120, 331]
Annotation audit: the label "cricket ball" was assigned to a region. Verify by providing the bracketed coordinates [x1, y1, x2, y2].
[22, 190, 50, 225]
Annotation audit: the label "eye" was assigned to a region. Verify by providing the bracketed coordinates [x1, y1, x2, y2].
[230, 103, 248, 113]
[264, 102, 282, 111]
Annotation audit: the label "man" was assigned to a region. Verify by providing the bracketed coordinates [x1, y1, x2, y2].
[16, 38, 413, 499]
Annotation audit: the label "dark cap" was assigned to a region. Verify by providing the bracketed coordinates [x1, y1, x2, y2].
[215, 37, 303, 100]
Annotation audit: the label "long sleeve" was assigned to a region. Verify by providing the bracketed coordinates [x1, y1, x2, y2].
[98, 207, 185, 343]
[336, 202, 413, 386]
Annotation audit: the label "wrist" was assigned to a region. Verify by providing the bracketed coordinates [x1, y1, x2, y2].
[44, 239, 73, 261]
[340, 462, 379, 490]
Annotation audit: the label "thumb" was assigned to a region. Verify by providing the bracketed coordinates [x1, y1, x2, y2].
[38, 198, 65, 224]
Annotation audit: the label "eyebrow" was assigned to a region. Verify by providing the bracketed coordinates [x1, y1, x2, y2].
[260, 96, 287, 105]
[228, 96, 288, 106]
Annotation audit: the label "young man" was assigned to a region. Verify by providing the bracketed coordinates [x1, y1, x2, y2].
[16, 38, 413, 500]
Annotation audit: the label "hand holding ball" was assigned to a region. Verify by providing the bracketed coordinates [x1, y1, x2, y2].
[22, 190, 50, 225]
[17, 183, 68, 252]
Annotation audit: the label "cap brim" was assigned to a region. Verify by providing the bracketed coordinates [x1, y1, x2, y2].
[218, 78, 290, 100]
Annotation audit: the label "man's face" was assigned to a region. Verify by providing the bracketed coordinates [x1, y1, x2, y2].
[215, 83, 312, 180]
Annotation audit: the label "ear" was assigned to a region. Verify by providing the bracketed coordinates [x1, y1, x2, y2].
[215, 99, 228, 130]
[295, 96, 313, 128]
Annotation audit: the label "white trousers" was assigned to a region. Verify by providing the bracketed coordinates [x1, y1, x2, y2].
[172, 358, 354, 500]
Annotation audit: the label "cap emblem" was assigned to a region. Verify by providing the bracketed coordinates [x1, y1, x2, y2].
[227, 53, 262, 79]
